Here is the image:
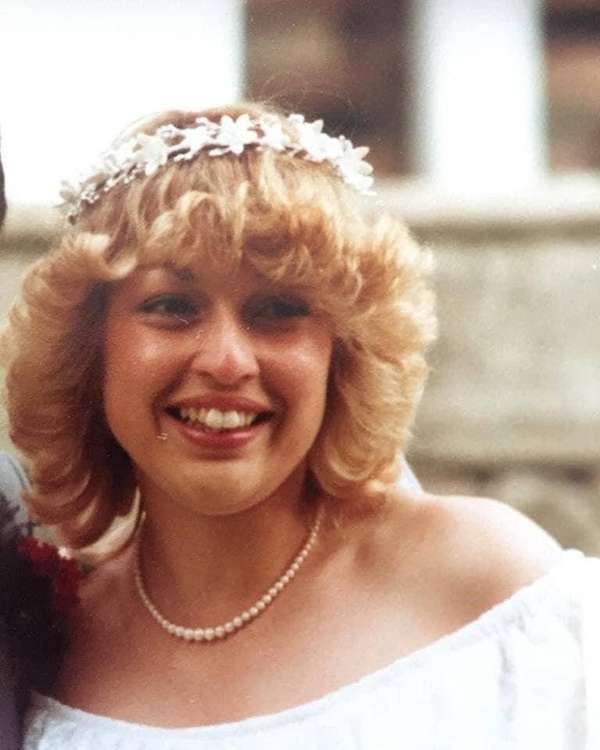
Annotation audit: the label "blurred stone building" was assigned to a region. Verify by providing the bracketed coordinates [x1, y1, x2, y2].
[2, 0, 599, 550]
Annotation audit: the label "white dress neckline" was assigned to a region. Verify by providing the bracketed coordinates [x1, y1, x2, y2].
[26, 548, 587, 743]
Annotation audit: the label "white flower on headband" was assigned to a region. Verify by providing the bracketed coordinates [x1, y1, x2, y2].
[135, 133, 170, 175]
[104, 140, 136, 173]
[336, 142, 374, 193]
[289, 116, 331, 162]
[209, 114, 260, 156]
[174, 123, 213, 160]
[257, 118, 289, 152]
[58, 112, 375, 221]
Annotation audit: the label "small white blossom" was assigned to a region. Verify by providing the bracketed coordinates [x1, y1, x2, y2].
[294, 118, 329, 162]
[320, 135, 344, 162]
[336, 143, 374, 193]
[104, 139, 137, 173]
[258, 118, 290, 151]
[134, 133, 170, 175]
[175, 125, 214, 160]
[212, 114, 259, 156]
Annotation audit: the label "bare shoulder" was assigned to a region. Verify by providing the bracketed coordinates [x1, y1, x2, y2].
[424, 493, 561, 562]
[329, 489, 565, 650]
[415, 492, 563, 605]
[354, 489, 564, 627]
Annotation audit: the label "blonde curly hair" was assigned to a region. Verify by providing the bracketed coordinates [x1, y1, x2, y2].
[2, 103, 436, 551]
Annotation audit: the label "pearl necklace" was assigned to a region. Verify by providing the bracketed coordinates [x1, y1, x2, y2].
[134, 507, 323, 642]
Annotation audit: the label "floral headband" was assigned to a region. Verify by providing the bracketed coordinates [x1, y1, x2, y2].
[59, 113, 375, 222]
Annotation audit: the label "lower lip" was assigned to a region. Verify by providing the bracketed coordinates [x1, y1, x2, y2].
[167, 413, 269, 450]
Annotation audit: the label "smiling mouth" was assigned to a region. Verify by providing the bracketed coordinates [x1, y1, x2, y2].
[167, 406, 272, 432]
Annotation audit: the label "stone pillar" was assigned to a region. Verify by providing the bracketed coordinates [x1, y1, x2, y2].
[0, 0, 243, 207]
[411, 0, 546, 191]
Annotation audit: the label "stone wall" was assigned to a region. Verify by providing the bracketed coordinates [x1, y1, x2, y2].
[381, 179, 600, 554]
[1, 182, 599, 551]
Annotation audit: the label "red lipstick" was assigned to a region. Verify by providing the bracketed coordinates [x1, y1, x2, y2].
[164, 394, 274, 451]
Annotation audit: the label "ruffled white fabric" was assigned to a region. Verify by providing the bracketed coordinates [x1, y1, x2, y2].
[23, 550, 600, 749]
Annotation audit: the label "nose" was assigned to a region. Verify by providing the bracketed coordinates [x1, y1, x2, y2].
[189, 305, 259, 386]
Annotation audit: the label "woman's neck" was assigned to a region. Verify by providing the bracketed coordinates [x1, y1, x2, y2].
[135, 473, 319, 628]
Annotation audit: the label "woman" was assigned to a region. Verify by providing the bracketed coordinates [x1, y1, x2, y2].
[2, 104, 596, 747]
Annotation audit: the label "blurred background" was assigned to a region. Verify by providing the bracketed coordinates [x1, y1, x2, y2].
[1, 0, 599, 550]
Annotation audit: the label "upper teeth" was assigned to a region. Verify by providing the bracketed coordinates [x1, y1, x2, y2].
[178, 407, 258, 430]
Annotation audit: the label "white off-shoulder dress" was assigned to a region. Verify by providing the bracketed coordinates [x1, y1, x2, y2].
[23, 550, 600, 749]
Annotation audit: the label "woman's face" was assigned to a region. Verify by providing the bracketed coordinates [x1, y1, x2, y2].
[102, 262, 333, 517]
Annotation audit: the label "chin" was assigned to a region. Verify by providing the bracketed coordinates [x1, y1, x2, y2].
[144, 468, 286, 519]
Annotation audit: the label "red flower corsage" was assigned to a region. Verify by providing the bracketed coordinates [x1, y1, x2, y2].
[17, 536, 83, 618]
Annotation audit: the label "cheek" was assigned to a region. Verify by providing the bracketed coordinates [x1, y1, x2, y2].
[276, 336, 332, 408]
[104, 321, 175, 385]
[102, 323, 176, 431]
[103, 326, 140, 396]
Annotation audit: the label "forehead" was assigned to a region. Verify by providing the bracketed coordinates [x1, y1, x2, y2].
[110, 263, 289, 300]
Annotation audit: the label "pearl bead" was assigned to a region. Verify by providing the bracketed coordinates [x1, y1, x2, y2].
[134, 507, 323, 643]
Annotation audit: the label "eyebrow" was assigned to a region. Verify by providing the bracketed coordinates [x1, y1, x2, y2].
[163, 264, 197, 283]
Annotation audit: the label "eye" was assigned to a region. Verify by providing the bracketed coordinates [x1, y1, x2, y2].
[138, 294, 199, 325]
[247, 295, 310, 326]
